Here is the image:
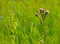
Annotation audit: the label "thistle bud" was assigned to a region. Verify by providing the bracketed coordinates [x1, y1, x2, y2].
[45, 10, 49, 15]
[40, 8, 44, 13]
[35, 12, 38, 17]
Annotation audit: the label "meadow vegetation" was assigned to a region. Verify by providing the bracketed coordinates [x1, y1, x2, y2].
[0, 0, 60, 44]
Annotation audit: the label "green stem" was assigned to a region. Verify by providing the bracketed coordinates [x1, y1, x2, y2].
[42, 19, 46, 44]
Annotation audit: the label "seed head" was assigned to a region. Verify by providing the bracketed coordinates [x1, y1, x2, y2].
[40, 8, 44, 13]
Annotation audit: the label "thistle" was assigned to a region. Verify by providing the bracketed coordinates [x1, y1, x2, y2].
[35, 8, 49, 44]
[40, 8, 44, 17]
[35, 12, 39, 17]
[43, 10, 49, 20]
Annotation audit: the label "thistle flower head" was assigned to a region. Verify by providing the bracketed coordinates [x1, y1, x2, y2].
[45, 10, 49, 15]
[40, 8, 44, 13]
[35, 12, 38, 17]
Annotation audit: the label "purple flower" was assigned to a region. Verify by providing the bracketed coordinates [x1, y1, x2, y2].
[40, 8, 44, 13]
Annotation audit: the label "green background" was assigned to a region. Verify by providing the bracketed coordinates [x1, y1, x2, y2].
[0, 0, 60, 44]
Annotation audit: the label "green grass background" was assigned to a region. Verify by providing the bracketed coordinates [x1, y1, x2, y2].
[0, 0, 60, 44]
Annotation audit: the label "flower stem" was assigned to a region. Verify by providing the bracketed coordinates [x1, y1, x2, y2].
[42, 19, 46, 44]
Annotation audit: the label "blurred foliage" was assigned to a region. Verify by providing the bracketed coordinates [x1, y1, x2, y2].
[0, 0, 60, 44]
